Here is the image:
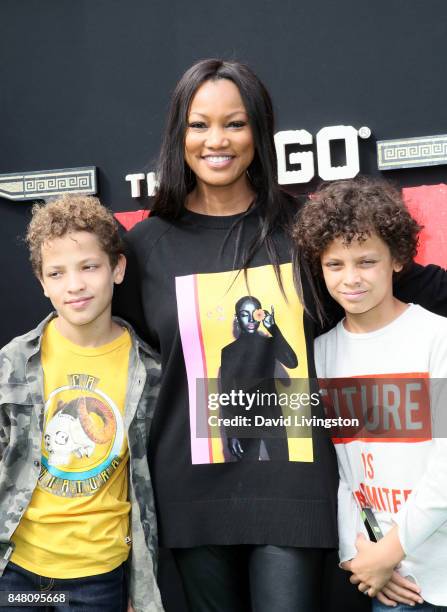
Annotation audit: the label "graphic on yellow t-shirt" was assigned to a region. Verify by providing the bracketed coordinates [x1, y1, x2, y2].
[39, 374, 125, 497]
[11, 320, 132, 578]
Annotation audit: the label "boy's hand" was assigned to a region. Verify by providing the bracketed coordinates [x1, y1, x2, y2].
[343, 540, 422, 605]
[349, 531, 404, 597]
[127, 600, 134, 612]
[376, 572, 423, 607]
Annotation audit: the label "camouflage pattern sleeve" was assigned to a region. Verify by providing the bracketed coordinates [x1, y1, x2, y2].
[0, 411, 10, 462]
[0, 352, 13, 460]
[128, 458, 164, 612]
[0, 338, 43, 576]
[140, 353, 161, 564]
[0, 350, 15, 386]
[124, 335, 164, 611]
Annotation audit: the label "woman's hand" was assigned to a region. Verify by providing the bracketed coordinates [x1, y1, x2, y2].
[228, 437, 244, 459]
[262, 306, 275, 330]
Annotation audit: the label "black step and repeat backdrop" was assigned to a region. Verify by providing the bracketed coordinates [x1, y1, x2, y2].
[1, 1, 447, 610]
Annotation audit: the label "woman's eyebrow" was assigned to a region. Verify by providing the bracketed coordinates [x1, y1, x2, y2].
[188, 110, 247, 119]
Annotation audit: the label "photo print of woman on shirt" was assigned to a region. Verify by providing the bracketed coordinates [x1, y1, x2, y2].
[220, 295, 298, 461]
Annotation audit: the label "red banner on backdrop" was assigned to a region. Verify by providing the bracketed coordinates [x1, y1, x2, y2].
[114, 209, 150, 231]
[114, 184, 447, 269]
[403, 183, 447, 267]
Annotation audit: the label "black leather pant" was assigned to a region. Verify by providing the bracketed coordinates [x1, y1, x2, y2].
[172, 544, 325, 612]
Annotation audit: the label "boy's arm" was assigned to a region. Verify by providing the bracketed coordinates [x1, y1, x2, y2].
[0, 352, 12, 461]
[0, 419, 10, 461]
[393, 438, 447, 553]
[337, 466, 421, 602]
[349, 337, 447, 596]
[391, 343, 447, 554]
[349, 432, 447, 596]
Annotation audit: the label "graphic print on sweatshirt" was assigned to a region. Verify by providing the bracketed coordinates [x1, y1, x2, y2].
[39, 373, 126, 497]
[175, 262, 312, 464]
[319, 372, 432, 444]
[320, 371, 433, 514]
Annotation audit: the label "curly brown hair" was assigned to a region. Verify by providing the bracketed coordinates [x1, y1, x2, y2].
[292, 177, 422, 275]
[26, 194, 123, 277]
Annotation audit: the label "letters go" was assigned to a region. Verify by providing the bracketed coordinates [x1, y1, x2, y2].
[274, 125, 369, 184]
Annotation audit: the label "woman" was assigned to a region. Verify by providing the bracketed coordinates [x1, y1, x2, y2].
[115, 59, 447, 611]
[116, 58, 335, 611]
[221, 295, 297, 462]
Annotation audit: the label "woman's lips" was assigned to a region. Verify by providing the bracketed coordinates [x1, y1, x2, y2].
[202, 155, 235, 169]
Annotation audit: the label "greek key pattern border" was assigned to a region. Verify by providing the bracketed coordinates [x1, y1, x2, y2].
[0, 167, 97, 201]
[377, 135, 447, 170]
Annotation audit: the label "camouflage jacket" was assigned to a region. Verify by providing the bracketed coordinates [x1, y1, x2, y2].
[0, 313, 164, 612]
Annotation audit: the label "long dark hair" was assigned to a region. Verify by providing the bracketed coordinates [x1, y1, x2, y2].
[152, 58, 297, 290]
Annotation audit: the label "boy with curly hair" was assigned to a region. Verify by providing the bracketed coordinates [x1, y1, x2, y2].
[0, 195, 163, 611]
[293, 177, 447, 610]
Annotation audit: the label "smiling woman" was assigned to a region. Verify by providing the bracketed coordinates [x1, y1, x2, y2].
[183, 78, 255, 211]
[114, 58, 341, 612]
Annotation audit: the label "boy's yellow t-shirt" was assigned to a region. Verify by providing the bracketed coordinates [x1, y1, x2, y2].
[11, 319, 132, 578]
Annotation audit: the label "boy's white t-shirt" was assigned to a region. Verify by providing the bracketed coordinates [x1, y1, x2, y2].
[314, 304, 447, 606]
